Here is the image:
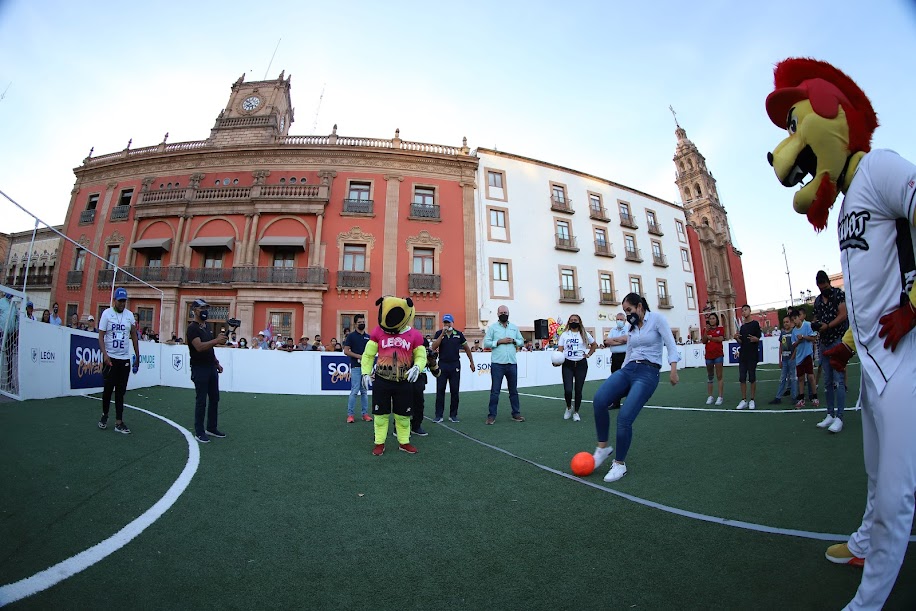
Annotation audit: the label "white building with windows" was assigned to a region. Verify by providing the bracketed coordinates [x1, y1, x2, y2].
[474, 148, 701, 343]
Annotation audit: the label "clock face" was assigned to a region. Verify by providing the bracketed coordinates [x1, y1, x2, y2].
[242, 96, 261, 111]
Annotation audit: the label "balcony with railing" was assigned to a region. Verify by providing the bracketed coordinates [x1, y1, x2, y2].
[66, 269, 83, 288]
[409, 203, 440, 220]
[232, 266, 328, 286]
[185, 267, 234, 284]
[647, 221, 664, 236]
[550, 196, 574, 214]
[408, 273, 442, 294]
[343, 199, 374, 214]
[594, 240, 615, 258]
[658, 295, 673, 309]
[559, 285, 584, 303]
[599, 290, 619, 305]
[97, 268, 115, 287]
[5, 275, 53, 289]
[589, 205, 609, 222]
[624, 247, 643, 262]
[555, 235, 579, 252]
[79, 209, 96, 224]
[652, 253, 669, 267]
[109, 205, 131, 221]
[620, 213, 638, 229]
[116, 266, 185, 284]
[337, 270, 371, 290]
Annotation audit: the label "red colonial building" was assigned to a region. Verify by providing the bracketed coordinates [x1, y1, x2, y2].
[52, 73, 480, 343]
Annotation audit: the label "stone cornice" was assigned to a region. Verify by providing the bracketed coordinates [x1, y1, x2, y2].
[74, 145, 479, 185]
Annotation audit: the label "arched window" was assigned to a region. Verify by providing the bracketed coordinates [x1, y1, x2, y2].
[694, 184, 702, 197]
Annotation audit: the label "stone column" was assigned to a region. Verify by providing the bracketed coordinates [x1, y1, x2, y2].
[460, 178, 480, 340]
[235, 298, 255, 340]
[246, 213, 261, 266]
[238, 214, 253, 266]
[180, 215, 194, 268]
[312, 213, 324, 267]
[382, 175, 403, 296]
[172, 215, 186, 267]
[126, 218, 140, 266]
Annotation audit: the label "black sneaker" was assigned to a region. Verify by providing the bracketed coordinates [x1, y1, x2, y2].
[205, 429, 226, 438]
[114, 422, 131, 434]
[196, 433, 210, 443]
[449, 416, 460, 423]
[98, 415, 108, 429]
[412, 427, 429, 436]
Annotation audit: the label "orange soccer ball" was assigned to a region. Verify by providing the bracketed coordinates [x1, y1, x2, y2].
[570, 452, 595, 476]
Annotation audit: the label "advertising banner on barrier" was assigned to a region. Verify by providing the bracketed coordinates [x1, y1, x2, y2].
[320, 354, 371, 391]
[728, 342, 764, 364]
[70, 333, 104, 389]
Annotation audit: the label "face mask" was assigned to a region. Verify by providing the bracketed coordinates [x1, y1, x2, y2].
[199, 310, 209, 321]
[568, 322, 579, 330]
[498, 313, 509, 323]
[357, 323, 366, 331]
[616, 320, 625, 329]
[626, 312, 640, 327]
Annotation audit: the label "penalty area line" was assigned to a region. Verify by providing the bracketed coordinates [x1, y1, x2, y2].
[430, 420, 915, 543]
[0, 398, 199, 607]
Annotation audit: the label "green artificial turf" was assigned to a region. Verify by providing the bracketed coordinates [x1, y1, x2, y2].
[1, 365, 913, 610]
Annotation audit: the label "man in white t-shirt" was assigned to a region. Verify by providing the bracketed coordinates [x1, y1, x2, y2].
[97, 287, 140, 434]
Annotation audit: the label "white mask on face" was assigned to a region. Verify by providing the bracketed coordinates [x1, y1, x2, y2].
[616, 320, 625, 329]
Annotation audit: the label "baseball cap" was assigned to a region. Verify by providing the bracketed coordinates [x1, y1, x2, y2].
[258, 331, 265, 336]
[114, 287, 128, 301]
[191, 298, 209, 308]
[88, 315, 95, 321]
[443, 314, 454, 323]
[815, 270, 830, 283]
[26, 301, 33, 308]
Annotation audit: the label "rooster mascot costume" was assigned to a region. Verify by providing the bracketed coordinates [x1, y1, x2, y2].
[766, 57, 916, 610]
[361, 295, 427, 456]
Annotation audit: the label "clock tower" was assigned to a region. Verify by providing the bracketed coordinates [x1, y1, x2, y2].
[209, 72, 294, 146]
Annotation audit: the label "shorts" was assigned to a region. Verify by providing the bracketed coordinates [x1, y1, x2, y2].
[738, 359, 758, 384]
[795, 355, 813, 377]
[371, 376, 413, 417]
[705, 357, 723, 366]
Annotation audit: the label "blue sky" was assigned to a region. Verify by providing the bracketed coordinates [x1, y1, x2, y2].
[1, 0, 914, 308]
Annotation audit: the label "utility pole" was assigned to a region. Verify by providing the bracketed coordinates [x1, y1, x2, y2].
[782, 244, 794, 306]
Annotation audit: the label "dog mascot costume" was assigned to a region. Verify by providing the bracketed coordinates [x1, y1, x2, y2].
[361, 296, 427, 456]
[766, 57, 916, 610]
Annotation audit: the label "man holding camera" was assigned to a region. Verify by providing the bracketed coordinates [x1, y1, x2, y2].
[186, 299, 227, 443]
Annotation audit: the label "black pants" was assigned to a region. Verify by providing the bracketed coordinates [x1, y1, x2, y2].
[191, 363, 220, 436]
[411, 373, 427, 430]
[738, 359, 758, 384]
[372, 376, 413, 417]
[610, 352, 626, 409]
[102, 358, 131, 420]
[435, 362, 461, 419]
[562, 359, 588, 410]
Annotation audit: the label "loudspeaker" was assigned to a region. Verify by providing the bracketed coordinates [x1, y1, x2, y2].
[534, 319, 549, 339]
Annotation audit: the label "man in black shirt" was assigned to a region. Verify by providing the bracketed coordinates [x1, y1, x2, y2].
[733, 304, 762, 410]
[431, 314, 475, 423]
[343, 314, 372, 423]
[812, 270, 850, 431]
[186, 299, 227, 443]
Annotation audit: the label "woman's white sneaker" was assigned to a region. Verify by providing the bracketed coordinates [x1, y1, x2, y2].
[828, 418, 844, 433]
[563, 408, 573, 420]
[715, 397, 724, 405]
[593, 445, 613, 469]
[572, 412, 581, 422]
[816, 415, 836, 429]
[706, 396, 714, 405]
[736, 400, 748, 410]
[603, 462, 628, 482]
[748, 400, 756, 410]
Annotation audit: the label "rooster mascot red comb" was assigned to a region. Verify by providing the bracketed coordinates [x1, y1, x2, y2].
[767, 57, 916, 610]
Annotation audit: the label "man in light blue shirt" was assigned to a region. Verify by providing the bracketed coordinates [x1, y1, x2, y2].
[49, 302, 63, 326]
[484, 304, 525, 424]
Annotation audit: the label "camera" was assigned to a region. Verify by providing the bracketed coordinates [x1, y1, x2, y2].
[226, 318, 241, 331]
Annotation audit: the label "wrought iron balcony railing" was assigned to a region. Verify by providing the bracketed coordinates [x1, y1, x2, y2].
[599, 290, 618, 305]
[647, 221, 664, 236]
[589, 206, 609, 221]
[594, 241, 615, 257]
[232, 266, 328, 285]
[109, 205, 131, 221]
[343, 199, 374, 214]
[620, 213, 638, 229]
[559, 285, 583, 303]
[66, 269, 83, 288]
[337, 270, 371, 289]
[80, 209, 96, 224]
[653, 253, 669, 267]
[658, 295, 673, 308]
[408, 273, 441, 292]
[550, 196, 573, 214]
[624, 248, 643, 262]
[555, 235, 579, 251]
[409, 203, 440, 219]
[185, 267, 233, 284]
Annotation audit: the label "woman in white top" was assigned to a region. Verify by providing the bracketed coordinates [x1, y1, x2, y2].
[592, 293, 680, 483]
[553, 313, 597, 421]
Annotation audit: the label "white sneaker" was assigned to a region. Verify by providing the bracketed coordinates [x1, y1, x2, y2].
[563, 408, 573, 420]
[828, 418, 844, 433]
[593, 445, 614, 469]
[573, 412, 581, 422]
[748, 400, 756, 410]
[706, 396, 714, 405]
[715, 397, 724, 406]
[736, 400, 748, 410]
[603, 462, 628, 483]
[816, 415, 836, 429]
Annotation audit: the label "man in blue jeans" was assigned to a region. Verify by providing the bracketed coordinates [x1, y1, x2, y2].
[186, 299, 228, 443]
[343, 314, 372, 423]
[769, 314, 798, 404]
[812, 270, 849, 433]
[484, 305, 525, 424]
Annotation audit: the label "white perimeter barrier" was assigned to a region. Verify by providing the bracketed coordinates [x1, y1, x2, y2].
[17, 318, 783, 401]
